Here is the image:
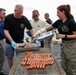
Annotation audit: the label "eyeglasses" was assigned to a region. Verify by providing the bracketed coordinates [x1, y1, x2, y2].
[33, 15, 38, 17]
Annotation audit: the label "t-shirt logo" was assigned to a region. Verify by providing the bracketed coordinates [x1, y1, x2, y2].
[62, 26, 69, 32]
[37, 25, 40, 27]
[20, 24, 25, 29]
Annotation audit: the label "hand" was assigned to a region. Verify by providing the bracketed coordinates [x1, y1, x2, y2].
[23, 39, 28, 43]
[56, 34, 65, 39]
[36, 40, 41, 46]
[52, 29, 56, 33]
[11, 41, 16, 49]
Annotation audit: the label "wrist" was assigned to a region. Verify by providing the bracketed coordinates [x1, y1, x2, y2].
[11, 41, 16, 48]
[65, 34, 67, 38]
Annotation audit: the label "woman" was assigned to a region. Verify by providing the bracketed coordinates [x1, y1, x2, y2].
[34, 4, 76, 75]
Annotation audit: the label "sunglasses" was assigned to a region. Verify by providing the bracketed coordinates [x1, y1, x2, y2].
[33, 15, 38, 17]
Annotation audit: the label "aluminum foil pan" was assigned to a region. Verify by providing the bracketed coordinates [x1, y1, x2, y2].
[15, 43, 40, 52]
[37, 31, 53, 41]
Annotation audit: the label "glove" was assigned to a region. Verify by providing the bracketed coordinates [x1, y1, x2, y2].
[11, 41, 16, 49]
[36, 40, 41, 46]
[23, 38, 27, 43]
[33, 27, 46, 37]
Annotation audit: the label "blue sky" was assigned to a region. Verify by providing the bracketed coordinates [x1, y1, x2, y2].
[0, 0, 76, 22]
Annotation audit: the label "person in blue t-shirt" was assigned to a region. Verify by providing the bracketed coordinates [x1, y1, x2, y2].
[0, 8, 6, 75]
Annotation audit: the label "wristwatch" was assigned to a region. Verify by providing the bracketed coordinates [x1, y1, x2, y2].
[65, 34, 67, 38]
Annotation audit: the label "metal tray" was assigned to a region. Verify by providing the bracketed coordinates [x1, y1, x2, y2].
[15, 43, 40, 52]
[37, 31, 53, 41]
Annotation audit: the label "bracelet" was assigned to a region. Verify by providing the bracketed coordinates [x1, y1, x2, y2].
[65, 35, 67, 38]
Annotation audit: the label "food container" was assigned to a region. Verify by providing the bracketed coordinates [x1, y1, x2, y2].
[37, 31, 53, 41]
[37, 31, 53, 48]
[15, 43, 40, 52]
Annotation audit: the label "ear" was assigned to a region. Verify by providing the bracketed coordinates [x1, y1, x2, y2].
[62, 10, 65, 13]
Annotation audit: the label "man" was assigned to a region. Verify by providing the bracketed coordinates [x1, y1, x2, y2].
[0, 8, 6, 75]
[4, 4, 35, 69]
[27, 10, 49, 47]
[44, 13, 53, 24]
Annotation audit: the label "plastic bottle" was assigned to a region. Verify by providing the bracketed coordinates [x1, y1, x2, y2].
[56, 29, 59, 39]
[56, 29, 59, 34]
[52, 29, 62, 44]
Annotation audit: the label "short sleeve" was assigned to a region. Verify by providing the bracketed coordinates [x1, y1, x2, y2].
[69, 19, 76, 31]
[25, 18, 33, 30]
[52, 20, 60, 28]
[43, 21, 49, 27]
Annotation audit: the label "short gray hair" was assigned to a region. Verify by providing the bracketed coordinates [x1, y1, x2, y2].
[15, 4, 24, 10]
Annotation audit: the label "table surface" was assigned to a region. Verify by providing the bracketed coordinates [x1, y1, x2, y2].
[8, 48, 66, 75]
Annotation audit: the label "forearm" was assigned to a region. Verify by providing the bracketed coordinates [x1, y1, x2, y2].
[57, 33, 76, 39]
[66, 32, 76, 39]
[66, 34, 76, 39]
[4, 30, 13, 42]
[46, 25, 54, 31]
[33, 25, 53, 37]
[29, 29, 36, 36]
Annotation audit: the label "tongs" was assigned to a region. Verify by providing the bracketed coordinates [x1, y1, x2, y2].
[25, 37, 37, 43]
[31, 37, 37, 43]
